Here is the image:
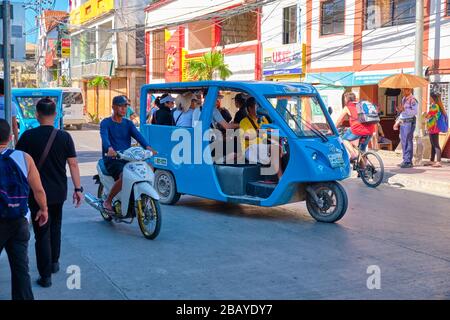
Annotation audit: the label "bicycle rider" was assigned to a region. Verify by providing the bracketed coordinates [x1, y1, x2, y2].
[335, 92, 377, 161]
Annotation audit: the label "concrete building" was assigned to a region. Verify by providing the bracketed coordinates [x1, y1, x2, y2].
[144, 0, 267, 85]
[69, 0, 147, 119]
[303, 0, 450, 156]
[13, 43, 38, 88]
[36, 10, 70, 87]
[262, 0, 305, 82]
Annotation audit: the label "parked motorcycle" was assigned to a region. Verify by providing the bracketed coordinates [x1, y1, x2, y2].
[85, 147, 162, 240]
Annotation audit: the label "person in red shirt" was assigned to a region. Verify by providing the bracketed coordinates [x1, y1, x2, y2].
[335, 92, 377, 160]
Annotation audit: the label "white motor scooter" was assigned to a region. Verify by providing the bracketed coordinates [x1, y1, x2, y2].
[85, 147, 162, 240]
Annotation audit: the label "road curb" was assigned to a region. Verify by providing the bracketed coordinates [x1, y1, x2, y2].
[386, 174, 450, 198]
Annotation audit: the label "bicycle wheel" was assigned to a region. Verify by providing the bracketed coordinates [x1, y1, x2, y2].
[359, 151, 384, 188]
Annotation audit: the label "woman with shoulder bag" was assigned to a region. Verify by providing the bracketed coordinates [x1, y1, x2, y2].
[425, 92, 447, 168]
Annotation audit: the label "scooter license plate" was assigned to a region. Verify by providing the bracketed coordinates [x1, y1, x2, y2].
[328, 153, 345, 168]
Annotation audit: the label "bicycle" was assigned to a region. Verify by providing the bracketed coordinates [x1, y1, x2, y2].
[339, 128, 385, 188]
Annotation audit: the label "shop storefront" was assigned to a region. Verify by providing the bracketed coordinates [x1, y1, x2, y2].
[306, 69, 426, 150]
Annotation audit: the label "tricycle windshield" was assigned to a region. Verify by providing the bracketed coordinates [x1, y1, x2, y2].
[266, 95, 334, 138]
[16, 96, 59, 119]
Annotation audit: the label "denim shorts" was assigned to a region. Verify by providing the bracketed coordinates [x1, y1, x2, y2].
[342, 128, 371, 151]
[342, 128, 361, 141]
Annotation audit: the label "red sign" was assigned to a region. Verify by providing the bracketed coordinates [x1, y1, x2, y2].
[61, 38, 71, 48]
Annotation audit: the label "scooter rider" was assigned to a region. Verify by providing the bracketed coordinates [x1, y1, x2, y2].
[100, 95, 157, 214]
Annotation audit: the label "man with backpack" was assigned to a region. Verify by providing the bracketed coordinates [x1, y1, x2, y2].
[0, 119, 48, 300]
[16, 98, 83, 288]
[335, 92, 378, 160]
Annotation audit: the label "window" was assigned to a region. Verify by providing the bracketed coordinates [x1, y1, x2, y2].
[16, 97, 59, 119]
[283, 6, 298, 44]
[320, 0, 345, 36]
[188, 21, 212, 50]
[221, 11, 258, 45]
[12, 26, 23, 38]
[85, 29, 97, 61]
[151, 29, 165, 79]
[98, 22, 113, 59]
[267, 95, 333, 138]
[447, 0, 450, 16]
[365, 0, 416, 30]
[63, 92, 84, 106]
[71, 33, 81, 66]
[136, 25, 146, 65]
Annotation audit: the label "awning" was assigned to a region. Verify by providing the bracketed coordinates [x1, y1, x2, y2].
[306, 68, 417, 87]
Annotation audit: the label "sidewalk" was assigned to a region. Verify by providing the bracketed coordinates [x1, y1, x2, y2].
[375, 150, 450, 198]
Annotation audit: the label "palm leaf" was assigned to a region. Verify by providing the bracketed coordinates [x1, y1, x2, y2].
[187, 51, 232, 81]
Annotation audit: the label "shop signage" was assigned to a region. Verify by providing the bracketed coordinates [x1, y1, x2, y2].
[165, 28, 183, 83]
[263, 43, 302, 76]
[61, 38, 71, 58]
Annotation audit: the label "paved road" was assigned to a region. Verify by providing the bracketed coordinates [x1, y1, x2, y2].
[1, 130, 449, 300]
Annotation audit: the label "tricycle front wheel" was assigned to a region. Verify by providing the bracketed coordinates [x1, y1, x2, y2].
[306, 182, 348, 223]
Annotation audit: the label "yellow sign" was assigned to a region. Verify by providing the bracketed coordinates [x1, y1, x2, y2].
[62, 47, 71, 58]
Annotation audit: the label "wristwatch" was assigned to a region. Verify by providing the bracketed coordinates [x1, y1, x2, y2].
[75, 187, 84, 193]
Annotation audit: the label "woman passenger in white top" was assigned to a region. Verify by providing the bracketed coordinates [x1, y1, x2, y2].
[173, 92, 196, 127]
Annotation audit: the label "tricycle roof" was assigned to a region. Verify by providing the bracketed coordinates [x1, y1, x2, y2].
[12, 88, 63, 96]
[141, 81, 318, 96]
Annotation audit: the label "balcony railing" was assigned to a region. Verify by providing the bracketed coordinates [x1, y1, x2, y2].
[70, 58, 114, 79]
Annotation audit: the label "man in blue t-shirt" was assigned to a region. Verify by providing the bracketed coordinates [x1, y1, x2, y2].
[100, 95, 157, 213]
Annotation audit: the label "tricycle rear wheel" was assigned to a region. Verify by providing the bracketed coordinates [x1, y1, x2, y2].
[154, 170, 181, 205]
[306, 182, 348, 223]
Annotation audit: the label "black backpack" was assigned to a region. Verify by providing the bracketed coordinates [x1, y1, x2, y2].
[0, 150, 30, 219]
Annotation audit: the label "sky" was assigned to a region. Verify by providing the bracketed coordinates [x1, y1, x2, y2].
[25, 0, 69, 44]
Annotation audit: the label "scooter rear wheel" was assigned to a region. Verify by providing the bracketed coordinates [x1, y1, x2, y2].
[98, 183, 112, 222]
[136, 195, 161, 240]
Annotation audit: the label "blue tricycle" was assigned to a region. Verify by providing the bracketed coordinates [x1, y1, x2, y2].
[140, 81, 351, 223]
[12, 88, 64, 137]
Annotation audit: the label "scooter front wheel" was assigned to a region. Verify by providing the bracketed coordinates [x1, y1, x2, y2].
[306, 182, 348, 223]
[136, 195, 162, 240]
[98, 183, 112, 222]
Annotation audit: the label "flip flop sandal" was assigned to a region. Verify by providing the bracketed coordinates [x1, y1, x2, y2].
[102, 205, 116, 216]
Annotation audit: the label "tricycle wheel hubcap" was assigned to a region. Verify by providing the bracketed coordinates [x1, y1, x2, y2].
[157, 174, 171, 197]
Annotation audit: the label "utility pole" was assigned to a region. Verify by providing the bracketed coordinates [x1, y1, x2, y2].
[414, 0, 424, 165]
[2, 0, 12, 134]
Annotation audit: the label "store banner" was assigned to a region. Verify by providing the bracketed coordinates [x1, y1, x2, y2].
[165, 28, 183, 82]
[263, 43, 302, 76]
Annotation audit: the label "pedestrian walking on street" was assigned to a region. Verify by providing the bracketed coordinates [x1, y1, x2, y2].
[15, 98, 83, 288]
[0, 119, 48, 300]
[425, 92, 447, 168]
[396, 88, 418, 168]
[0, 79, 20, 145]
